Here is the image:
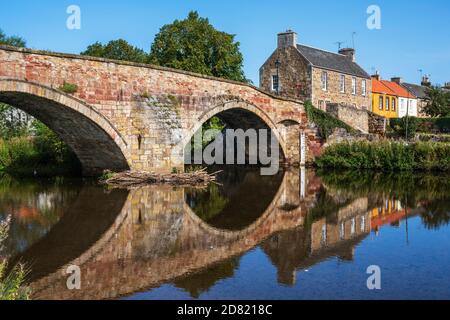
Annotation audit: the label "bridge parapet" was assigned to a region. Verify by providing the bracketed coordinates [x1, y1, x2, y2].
[0, 46, 314, 174]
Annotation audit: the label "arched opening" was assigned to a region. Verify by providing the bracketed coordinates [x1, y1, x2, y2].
[184, 105, 287, 167]
[0, 80, 129, 176]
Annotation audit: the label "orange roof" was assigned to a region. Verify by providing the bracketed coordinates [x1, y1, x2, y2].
[381, 80, 416, 99]
[372, 78, 396, 95]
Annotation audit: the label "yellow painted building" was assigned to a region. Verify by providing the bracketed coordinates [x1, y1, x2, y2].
[371, 76, 398, 118]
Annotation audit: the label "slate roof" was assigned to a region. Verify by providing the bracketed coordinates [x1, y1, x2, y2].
[402, 83, 429, 100]
[296, 44, 370, 79]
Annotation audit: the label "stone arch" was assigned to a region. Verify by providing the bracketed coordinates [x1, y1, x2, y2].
[177, 100, 288, 165]
[0, 79, 130, 175]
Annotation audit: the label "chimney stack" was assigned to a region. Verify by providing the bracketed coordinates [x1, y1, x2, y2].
[277, 30, 298, 49]
[443, 82, 450, 90]
[371, 71, 380, 81]
[391, 77, 403, 85]
[339, 48, 356, 62]
[421, 75, 431, 87]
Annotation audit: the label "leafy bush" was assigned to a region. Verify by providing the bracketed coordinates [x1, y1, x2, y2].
[315, 141, 450, 172]
[304, 101, 354, 139]
[390, 117, 450, 136]
[0, 122, 81, 177]
[59, 82, 78, 94]
[0, 216, 30, 300]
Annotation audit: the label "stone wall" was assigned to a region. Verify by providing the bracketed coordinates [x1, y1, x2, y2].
[326, 103, 369, 133]
[368, 111, 387, 135]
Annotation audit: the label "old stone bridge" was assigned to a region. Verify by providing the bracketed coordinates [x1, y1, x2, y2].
[0, 46, 316, 175]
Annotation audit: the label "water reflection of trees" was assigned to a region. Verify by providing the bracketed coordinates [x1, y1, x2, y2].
[0, 175, 82, 256]
[185, 167, 284, 230]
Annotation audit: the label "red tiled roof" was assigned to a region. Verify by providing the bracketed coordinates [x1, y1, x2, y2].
[372, 78, 396, 95]
[381, 80, 416, 99]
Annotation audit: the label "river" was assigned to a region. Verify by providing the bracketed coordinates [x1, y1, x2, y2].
[1, 167, 450, 300]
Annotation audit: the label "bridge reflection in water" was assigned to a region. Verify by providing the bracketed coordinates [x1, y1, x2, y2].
[6, 168, 375, 300]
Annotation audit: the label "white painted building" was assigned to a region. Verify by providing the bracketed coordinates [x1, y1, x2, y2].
[398, 97, 418, 118]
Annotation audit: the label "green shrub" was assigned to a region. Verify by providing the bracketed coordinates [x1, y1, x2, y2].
[304, 101, 354, 139]
[315, 141, 450, 172]
[0, 123, 81, 177]
[1, 217, 30, 300]
[59, 82, 78, 94]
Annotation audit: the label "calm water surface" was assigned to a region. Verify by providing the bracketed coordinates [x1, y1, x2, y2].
[1, 168, 450, 300]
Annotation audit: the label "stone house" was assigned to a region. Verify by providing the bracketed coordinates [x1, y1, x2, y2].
[259, 30, 372, 111]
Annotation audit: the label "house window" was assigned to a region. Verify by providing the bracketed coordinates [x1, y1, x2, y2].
[321, 71, 328, 91]
[351, 218, 356, 235]
[392, 99, 396, 111]
[321, 224, 327, 245]
[352, 77, 356, 95]
[379, 96, 383, 110]
[340, 74, 345, 93]
[362, 80, 366, 96]
[271, 75, 279, 92]
[318, 100, 324, 110]
[340, 222, 345, 240]
[386, 97, 390, 111]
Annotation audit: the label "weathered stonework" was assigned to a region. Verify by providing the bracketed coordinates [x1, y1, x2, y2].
[326, 103, 369, 133]
[311, 67, 372, 111]
[0, 45, 316, 175]
[259, 46, 311, 101]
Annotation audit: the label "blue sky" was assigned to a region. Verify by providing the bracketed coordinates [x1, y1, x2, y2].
[1, 0, 449, 85]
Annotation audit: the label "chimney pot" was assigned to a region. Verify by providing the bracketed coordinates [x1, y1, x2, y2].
[277, 30, 298, 49]
[421, 76, 431, 87]
[371, 72, 380, 81]
[338, 48, 356, 62]
[391, 77, 402, 84]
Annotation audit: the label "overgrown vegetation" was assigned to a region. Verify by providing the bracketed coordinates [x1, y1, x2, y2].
[59, 82, 78, 94]
[389, 117, 450, 136]
[0, 121, 81, 177]
[0, 216, 30, 300]
[315, 141, 450, 171]
[424, 86, 450, 117]
[304, 101, 354, 139]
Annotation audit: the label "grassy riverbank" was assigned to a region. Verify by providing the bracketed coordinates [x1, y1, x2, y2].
[315, 141, 450, 171]
[0, 217, 30, 300]
[0, 128, 81, 178]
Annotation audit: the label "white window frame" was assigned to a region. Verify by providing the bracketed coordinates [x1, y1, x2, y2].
[271, 74, 279, 92]
[321, 71, 328, 91]
[340, 74, 345, 93]
[352, 77, 357, 95]
[362, 80, 366, 96]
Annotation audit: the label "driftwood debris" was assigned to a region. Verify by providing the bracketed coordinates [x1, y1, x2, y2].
[104, 168, 219, 188]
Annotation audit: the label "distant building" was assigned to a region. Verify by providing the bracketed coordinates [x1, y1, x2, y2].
[395, 76, 431, 118]
[259, 30, 372, 111]
[371, 74, 398, 118]
[371, 74, 418, 118]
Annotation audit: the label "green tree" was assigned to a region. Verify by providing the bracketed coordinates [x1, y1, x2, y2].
[149, 11, 248, 82]
[424, 86, 450, 117]
[0, 29, 26, 47]
[0, 29, 29, 139]
[81, 39, 149, 63]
